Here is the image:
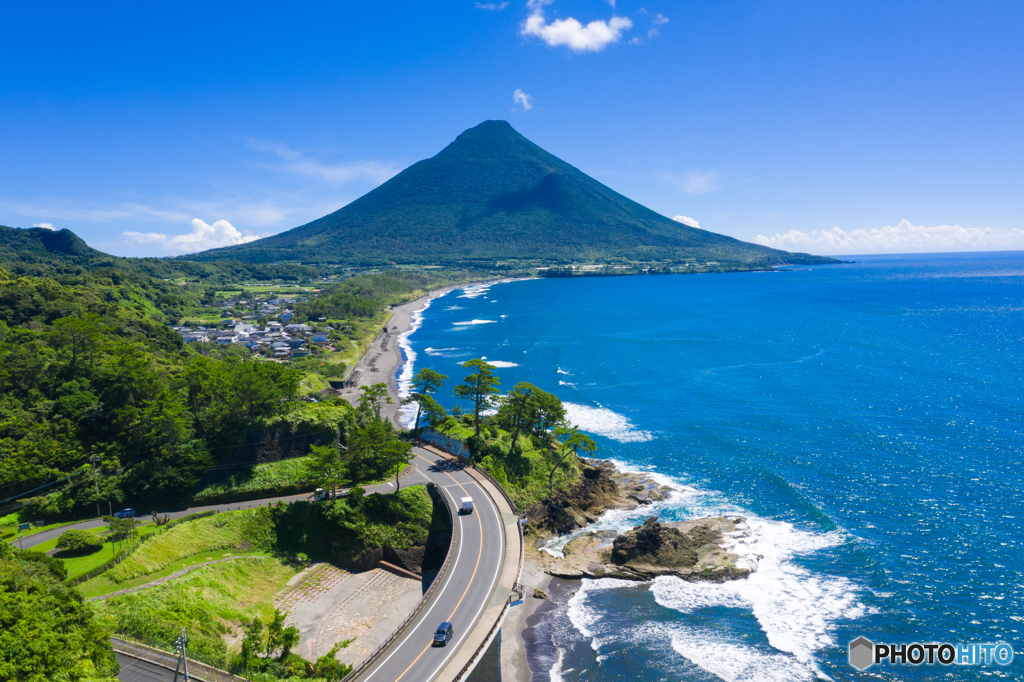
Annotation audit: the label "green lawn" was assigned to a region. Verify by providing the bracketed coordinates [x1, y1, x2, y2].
[107, 510, 263, 582]
[92, 557, 301, 669]
[28, 523, 161, 580]
[79, 549, 271, 599]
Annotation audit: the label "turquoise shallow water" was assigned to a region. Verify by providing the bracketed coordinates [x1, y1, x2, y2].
[398, 253, 1024, 681]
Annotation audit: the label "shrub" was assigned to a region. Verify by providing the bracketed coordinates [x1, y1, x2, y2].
[56, 529, 103, 555]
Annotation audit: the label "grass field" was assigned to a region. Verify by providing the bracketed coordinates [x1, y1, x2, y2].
[92, 557, 301, 668]
[193, 457, 313, 501]
[107, 511, 260, 583]
[79, 549, 270, 599]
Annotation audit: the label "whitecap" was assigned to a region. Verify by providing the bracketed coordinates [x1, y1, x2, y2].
[670, 630, 821, 682]
[483, 360, 519, 368]
[397, 301, 432, 429]
[452, 319, 497, 326]
[557, 367, 571, 375]
[562, 403, 653, 443]
[425, 347, 459, 355]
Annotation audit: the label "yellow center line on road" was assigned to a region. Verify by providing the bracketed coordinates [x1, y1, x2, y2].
[390, 451, 485, 682]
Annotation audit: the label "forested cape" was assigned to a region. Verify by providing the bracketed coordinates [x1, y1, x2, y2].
[0, 266, 436, 520]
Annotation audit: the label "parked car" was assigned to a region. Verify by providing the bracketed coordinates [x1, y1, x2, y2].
[460, 497, 474, 515]
[433, 622, 454, 647]
[114, 508, 135, 519]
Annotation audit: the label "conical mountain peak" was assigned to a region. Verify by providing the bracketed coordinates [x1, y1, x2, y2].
[188, 121, 831, 266]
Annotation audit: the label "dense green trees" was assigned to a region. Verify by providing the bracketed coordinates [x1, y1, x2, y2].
[345, 384, 414, 488]
[0, 269, 307, 517]
[0, 542, 119, 681]
[494, 382, 565, 454]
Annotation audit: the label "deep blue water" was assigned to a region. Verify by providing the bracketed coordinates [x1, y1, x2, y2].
[397, 252, 1024, 681]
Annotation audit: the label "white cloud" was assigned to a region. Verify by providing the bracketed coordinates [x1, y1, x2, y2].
[662, 170, 722, 195]
[247, 138, 400, 186]
[122, 218, 261, 255]
[475, 1, 509, 9]
[32, 222, 56, 230]
[520, 2, 632, 53]
[653, 13, 669, 25]
[754, 219, 1024, 254]
[513, 88, 533, 111]
[673, 215, 700, 228]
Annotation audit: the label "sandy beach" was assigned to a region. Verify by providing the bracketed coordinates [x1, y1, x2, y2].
[332, 282, 467, 426]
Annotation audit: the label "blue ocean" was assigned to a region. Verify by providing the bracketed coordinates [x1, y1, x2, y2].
[397, 252, 1024, 681]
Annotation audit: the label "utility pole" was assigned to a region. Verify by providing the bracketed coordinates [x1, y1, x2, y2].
[173, 627, 190, 681]
[91, 453, 101, 518]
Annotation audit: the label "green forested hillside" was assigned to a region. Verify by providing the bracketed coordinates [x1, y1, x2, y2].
[0, 224, 322, 282]
[0, 269, 432, 520]
[191, 120, 836, 267]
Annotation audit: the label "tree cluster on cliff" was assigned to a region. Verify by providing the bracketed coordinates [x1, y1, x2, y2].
[406, 359, 596, 504]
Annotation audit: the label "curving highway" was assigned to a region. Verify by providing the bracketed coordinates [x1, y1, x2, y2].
[12, 445, 516, 682]
[350, 445, 507, 682]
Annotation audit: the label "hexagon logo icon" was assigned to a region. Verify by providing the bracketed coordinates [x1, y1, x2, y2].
[849, 636, 874, 670]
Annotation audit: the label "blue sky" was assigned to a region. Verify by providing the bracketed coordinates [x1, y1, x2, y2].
[2, 0, 1022, 257]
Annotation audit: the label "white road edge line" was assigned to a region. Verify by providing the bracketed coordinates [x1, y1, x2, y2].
[359, 484, 464, 682]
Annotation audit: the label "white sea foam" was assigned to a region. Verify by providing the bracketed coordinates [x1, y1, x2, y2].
[547, 461, 866, 679]
[562, 403, 653, 443]
[548, 647, 567, 682]
[425, 347, 459, 355]
[558, 380, 576, 387]
[458, 283, 493, 299]
[670, 630, 821, 682]
[444, 305, 464, 311]
[567, 578, 636, 646]
[397, 300, 432, 429]
[452, 319, 497, 326]
[482, 360, 519, 368]
[557, 367, 571, 375]
[456, 277, 519, 299]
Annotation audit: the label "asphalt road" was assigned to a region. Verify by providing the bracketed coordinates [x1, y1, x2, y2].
[351, 446, 505, 682]
[15, 472, 430, 551]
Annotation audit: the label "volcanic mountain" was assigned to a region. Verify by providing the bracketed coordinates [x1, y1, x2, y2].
[190, 120, 831, 266]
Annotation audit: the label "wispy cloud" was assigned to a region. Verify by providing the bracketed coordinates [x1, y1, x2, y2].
[520, 0, 632, 53]
[123, 218, 261, 255]
[755, 219, 1024, 254]
[247, 138, 400, 186]
[475, 1, 509, 9]
[662, 170, 722, 195]
[32, 222, 56, 230]
[513, 88, 533, 111]
[673, 215, 700, 228]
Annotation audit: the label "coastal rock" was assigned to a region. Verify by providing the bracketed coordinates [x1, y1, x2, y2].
[526, 460, 673, 540]
[539, 516, 751, 583]
[533, 588, 549, 600]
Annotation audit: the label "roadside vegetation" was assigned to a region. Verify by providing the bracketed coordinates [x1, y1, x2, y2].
[406, 361, 597, 507]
